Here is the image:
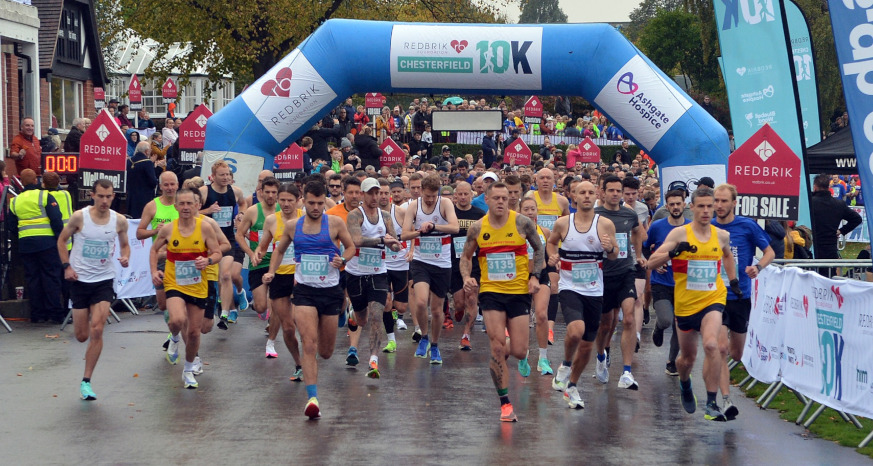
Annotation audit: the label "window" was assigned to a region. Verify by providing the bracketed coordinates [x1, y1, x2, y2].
[51, 77, 83, 130]
[57, 7, 82, 64]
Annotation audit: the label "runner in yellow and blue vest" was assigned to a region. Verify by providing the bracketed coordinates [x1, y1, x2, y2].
[138, 171, 180, 322]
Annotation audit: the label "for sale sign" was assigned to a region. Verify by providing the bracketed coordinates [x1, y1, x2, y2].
[504, 138, 532, 166]
[79, 109, 128, 192]
[273, 143, 304, 181]
[727, 124, 801, 221]
[523, 95, 543, 126]
[366, 93, 384, 116]
[380, 138, 405, 167]
[94, 87, 105, 109]
[178, 104, 213, 165]
[578, 136, 602, 163]
[128, 75, 142, 111]
[162, 78, 177, 104]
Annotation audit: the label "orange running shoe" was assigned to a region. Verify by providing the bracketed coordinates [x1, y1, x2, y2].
[442, 316, 454, 329]
[500, 403, 518, 422]
[459, 335, 472, 351]
[548, 329, 555, 345]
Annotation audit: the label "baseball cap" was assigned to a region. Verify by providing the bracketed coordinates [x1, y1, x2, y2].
[361, 178, 380, 192]
[697, 176, 715, 189]
[668, 180, 689, 194]
[411, 155, 420, 160]
[482, 172, 499, 182]
[442, 145, 451, 152]
[389, 181, 404, 189]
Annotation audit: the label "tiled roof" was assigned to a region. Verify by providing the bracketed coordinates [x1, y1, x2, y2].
[32, 0, 63, 70]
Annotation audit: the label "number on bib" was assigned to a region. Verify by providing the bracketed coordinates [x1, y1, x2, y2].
[686, 260, 718, 291]
[300, 254, 329, 277]
[175, 260, 201, 286]
[571, 262, 599, 288]
[358, 247, 384, 270]
[214, 206, 234, 227]
[281, 243, 295, 266]
[486, 252, 517, 281]
[453, 236, 467, 259]
[82, 239, 111, 261]
[537, 215, 558, 231]
[418, 237, 443, 259]
[615, 233, 629, 259]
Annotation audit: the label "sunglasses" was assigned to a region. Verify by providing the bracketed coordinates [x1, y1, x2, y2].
[329, 184, 342, 188]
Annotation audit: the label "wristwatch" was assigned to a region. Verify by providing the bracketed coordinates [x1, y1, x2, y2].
[208, 257, 213, 265]
[62, 262, 70, 269]
[341, 257, 348, 266]
[755, 264, 763, 272]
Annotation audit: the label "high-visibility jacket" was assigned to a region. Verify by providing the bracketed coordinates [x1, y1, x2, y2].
[52, 189, 73, 250]
[10, 189, 54, 239]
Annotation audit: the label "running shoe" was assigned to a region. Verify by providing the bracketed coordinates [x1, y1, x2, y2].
[442, 316, 454, 330]
[652, 326, 665, 347]
[459, 335, 472, 351]
[518, 358, 531, 378]
[537, 357, 554, 375]
[430, 345, 443, 365]
[552, 364, 570, 391]
[258, 308, 270, 321]
[346, 347, 359, 366]
[80, 381, 97, 401]
[595, 355, 609, 384]
[338, 308, 348, 328]
[415, 338, 430, 358]
[304, 397, 321, 419]
[679, 378, 697, 414]
[563, 386, 584, 410]
[228, 309, 239, 324]
[348, 308, 358, 332]
[166, 338, 179, 365]
[723, 397, 739, 420]
[605, 347, 611, 367]
[162, 333, 171, 351]
[643, 307, 650, 325]
[382, 340, 397, 353]
[235, 288, 249, 311]
[548, 328, 554, 345]
[367, 360, 381, 378]
[265, 340, 278, 359]
[618, 371, 639, 390]
[396, 317, 408, 330]
[182, 370, 198, 389]
[217, 316, 229, 330]
[192, 356, 204, 375]
[453, 307, 464, 323]
[412, 327, 422, 343]
[289, 367, 303, 382]
[500, 403, 518, 422]
[704, 402, 727, 422]
[665, 361, 679, 376]
[475, 314, 483, 323]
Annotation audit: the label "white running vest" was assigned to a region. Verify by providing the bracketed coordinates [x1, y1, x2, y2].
[345, 206, 388, 276]
[386, 204, 409, 271]
[70, 207, 118, 283]
[558, 213, 605, 297]
[412, 197, 451, 269]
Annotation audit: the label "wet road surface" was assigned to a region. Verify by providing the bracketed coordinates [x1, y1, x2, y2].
[1, 311, 869, 465]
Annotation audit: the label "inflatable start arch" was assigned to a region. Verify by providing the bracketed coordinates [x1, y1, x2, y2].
[204, 20, 730, 194]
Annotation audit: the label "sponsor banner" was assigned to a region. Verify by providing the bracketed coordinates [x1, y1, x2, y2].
[827, 0, 873, 263]
[746, 267, 873, 419]
[523, 95, 543, 125]
[593, 55, 692, 150]
[659, 164, 726, 203]
[113, 219, 155, 299]
[728, 124, 801, 220]
[178, 104, 212, 164]
[380, 138, 405, 167]
[504, 138, 532, 166]
[843, 206, 868, 243]
[241, 49, 338, 143]
[273, 142, 304, 180]
[94, 87, 105, 109]
[365, 92, 384, 116]
[742, 266, 788, 383]
[389, 25, 543, 90]
[201, 151, 264, 199]
[128, 75, 143, 111]
[578, 136, 602, 163]
[80, 109, 128, 192]
[162, 78, 177, 104]
[785, 1, 820, 147]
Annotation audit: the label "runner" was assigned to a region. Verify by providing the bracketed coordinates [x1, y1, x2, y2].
[137, 171, 179, 317]
[266, 180, 355, 419]
[450, 182, 485, 352]
[643, 189, 690, 376]
[382, 180, 409, 350]
[245, 169, 274, 206]
[192, 187, 231, 355]
[712, 183, 775, 420]
[345, 178, 402, 378]
[199, 161, 247, 329]
[57, 179, 130, 400]
[519, 197, 555, 375]
[150, 188, 223, 389]
[647, 186, 741, 421]
[547, 180, 618, 409]
[257, 183, 304, 381]
[593, 175, 645, 390]
[401, 174, 460, 364]
[622, 177, 650, 347]
[460, 181, 545, 422]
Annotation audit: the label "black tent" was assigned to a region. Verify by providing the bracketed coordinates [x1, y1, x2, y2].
[806, 129, 858, 174]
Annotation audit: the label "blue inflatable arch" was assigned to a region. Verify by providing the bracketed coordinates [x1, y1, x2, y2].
[204, 19, 730, 194]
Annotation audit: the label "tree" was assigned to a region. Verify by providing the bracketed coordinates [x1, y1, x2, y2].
[637, 9, 720, 93]
[97, 0, 500, 91]
[518, 0, 568, 24]
[623, 0, 683, 41]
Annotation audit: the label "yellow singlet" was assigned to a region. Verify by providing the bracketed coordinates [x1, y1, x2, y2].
[477, 210, 529, 295]
[274, 209, 304, 275]
[672, 224, 726, 317]
[534, 191, 563, 216]
[164, 217, 208, 298]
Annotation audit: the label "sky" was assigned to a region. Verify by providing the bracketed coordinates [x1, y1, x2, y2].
[504, 0, 641, 24]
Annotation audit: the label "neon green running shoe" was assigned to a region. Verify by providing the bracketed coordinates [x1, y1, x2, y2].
[382, 340, 397, 353]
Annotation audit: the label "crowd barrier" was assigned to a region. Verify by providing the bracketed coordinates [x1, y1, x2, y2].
[452, 131, 625, 148]
[741, 263, 873, 448]
[0, 185, 16, 332]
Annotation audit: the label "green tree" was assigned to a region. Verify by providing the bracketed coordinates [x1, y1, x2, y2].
[623, 0, 683, 41]
[518, 0, 568, 24]
[637, 9, 720, 93]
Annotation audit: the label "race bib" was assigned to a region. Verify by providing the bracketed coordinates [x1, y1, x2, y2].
[281, 243, 295, 266]
[571, 262, 599, 288]
[615, 233, 629, 259]
[387, 241, 405, 261]
[418, 236, 443, 259]
[214, 206, 233, 227]
[358, 247, 384, 270]
[721, 248, 739, 288]
[687, 260, 718, 291]
[486, 252, 517, 281]
[175, 260, 201, 286]
[82, 239, 112, 261]
[538, 215, 558, 230]
[453, 236, 467, 259]
[299, 254, 329, 277]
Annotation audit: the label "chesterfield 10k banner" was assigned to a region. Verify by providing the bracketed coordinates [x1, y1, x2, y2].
[743, 267, 873, 419]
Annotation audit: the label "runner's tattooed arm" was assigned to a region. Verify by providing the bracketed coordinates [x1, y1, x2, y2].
[517, 214, 544, 275]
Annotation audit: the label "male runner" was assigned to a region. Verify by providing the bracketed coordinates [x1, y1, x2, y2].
[643, 190, 689, 377]
[137, 171, 179, 315]
[150, 189, 222, 389]
[325, 177, 362, 365]
[461, 181, 544, 421]
[648, 186, 741, 421]
[622, 177, 649, 343]
[548, 181, 618, 409]
[401, 174, 460, 364]
[713, 183, 774, 420]
[236, 177, 281, 354]
[345, 178, 402, 378]
[266, 180, 355, 418]
[383, 180, 409, 348]
[57, 179, 130, 400]
[245, 169, 274, 206]
[200, 161, 247, 329]
[593, 175, 645, 390]
[450, 182, 485, 351]
[257, 183, 304, 380]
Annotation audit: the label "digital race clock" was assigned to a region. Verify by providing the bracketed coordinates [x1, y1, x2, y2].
[42, 152, 80, 175]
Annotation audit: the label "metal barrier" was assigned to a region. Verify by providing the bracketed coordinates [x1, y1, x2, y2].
[0, 185, 19, 332]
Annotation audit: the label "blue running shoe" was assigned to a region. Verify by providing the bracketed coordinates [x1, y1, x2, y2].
[235, 288, 249, 311]
[346, 347, 359, 366]
[80, 381, 97, 401]
[338, 309, 348, 328]
[166, 338, 179, 365]
[430, 345, 442, 365]
[414, 337, 430, 358]
[228, 309, 239, 324]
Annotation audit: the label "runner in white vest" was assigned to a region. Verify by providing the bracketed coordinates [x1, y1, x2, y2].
[384, 180, 410, 346]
